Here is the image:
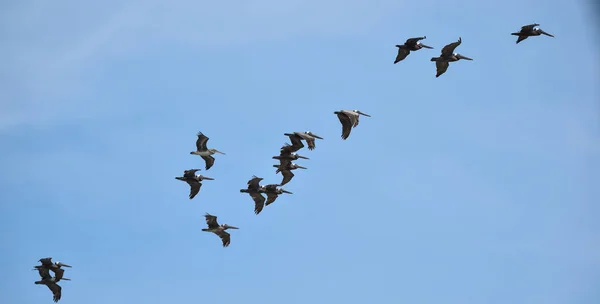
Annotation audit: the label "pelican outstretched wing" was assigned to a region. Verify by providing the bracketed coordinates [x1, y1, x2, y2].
[337, 112, 353, 140]
[201, 155, 215, 170]
[195, 132, 209, 151]
[39, 258, 53, 267]
[287, 134, 305, 151]
[521, 23, 540, 32]
[36, 266, 52, 280]
[435, 61, 450, 77]
[394, 47, 410, 63]
[247, 176, 263, 191]
[204, 213, 219, 229]
[280, 170, 295, 186]
[265, 192, 279, 206]
[441, 37, 461, 57]
[186, 180, 202, 199]
[250, 192, 266, 215]
[215, 230, 231, 247]
[183, 169, 201, 178]
[46, 282, 62, 303]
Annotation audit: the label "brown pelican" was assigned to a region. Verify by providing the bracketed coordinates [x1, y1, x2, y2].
[202, 213, 239, 247]
[239, 176, 267, 215]
[511, 23, 554, 44]
[273, 146, 309, 162]
[394, 36, 434, 63]
[333, 109, 371, 140]
[283, 131, 324, 151]
[35, 279, 62, 302]
[34, 258, 72, 282]
[274, 161, 307, 186]
[430, 37, 473, 77]
[190, 132, 226, 170]
[175, 170, 214, 199]
[260, 184, 293, 206]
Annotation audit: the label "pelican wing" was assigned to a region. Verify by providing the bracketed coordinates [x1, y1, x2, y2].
[280, 143, 295, 155]
[435, 60, 450, 77]
[515, 35, 528, 44]
[201, 155, 215, 170]
[39, 258, 53, 267]
[265, 192, 279, 206]
[521, 23, 539, 32]
[250, 192, 266, 215]
[195, 133, 209, 151]
[280, 170, 295, 186]
[394, 47, 410, 63]
[215, 230, 231, 247]
[337, 112, 353, 140]
[204, 213, 220, 229]
[441, 38, 461, 57]
[50, 267, 65, 281]
[186, 180, 202, 199]
[304, 137, 316, 150]
[46, 282, 62, 303]
[36, 266, 52, 280]
[183, 169, 201, 178]
[277, 159, 292, 170]
[287, 134, 305, 151]
[247, 176, 263, 191]
[405, 36, 425, 47]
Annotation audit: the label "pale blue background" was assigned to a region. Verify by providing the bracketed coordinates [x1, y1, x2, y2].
[1, 0, 599, 303]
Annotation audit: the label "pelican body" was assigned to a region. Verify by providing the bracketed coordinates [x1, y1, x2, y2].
[190, 132, 226, 170]
[175, 169, 214, 199]
[274, 161, 307, 186]
[511, 23, 554, 44]
[333, 109, 371, 140]
[283, 131, 324, 151]
[430, 37, 473, 77]
[34, 258, 72, 302]
[202, 213, 239, 247]
[394, 36, 433, 63]
[273, 147, 309, 162]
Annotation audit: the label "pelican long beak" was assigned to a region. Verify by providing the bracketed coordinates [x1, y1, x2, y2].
[283, 133, 293, 137]
[540, 30, 554, 37]
[175, 177, 185, 181]
[457, 54, 473, 60]
[228, 226, 239, 229]
[201, 176, 214, 180]
[357, 111, 371, 117]
[296, 165, 307, 169]
[420, 44, 433, 49]
[311, 134, 324, 139]
[61, 278, 71, 281]
[57, 263, 72, 268]
[297, 155, 309, 159]
[215, 150, 226, 155]
[282, 189, 293, 194]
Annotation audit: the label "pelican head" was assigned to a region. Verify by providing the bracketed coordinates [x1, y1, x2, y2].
[198, 175, 214, 180]
[210, 148, 226, 155]
[223, 225, 239, 230]
[55, 262, 72, 268]
[418, 42, 433, 49]
[354, 110, 371, 117]
[305, 131, 323, 139]
[455, 54, 473, 61]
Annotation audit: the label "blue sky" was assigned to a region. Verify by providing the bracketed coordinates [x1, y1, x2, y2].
[1, 0, 599, 303]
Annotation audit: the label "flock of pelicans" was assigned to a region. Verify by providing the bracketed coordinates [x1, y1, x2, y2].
[33, 23, 554, 302]
[394, 23, 554, 77]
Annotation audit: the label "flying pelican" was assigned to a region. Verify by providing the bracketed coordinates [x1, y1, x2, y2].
[202, 213, 239, 247]
[333, 109, 371, 140]
[394, 36, 434, 63]
[240, 176, 267, 215]
[35, 258, 72, 282]
[430, 37, 473, 77]
[511, 23, 554, 44]
[273, 146, 309, 162]
[35, 279, 63, 303]
[274, 161, 307, 186]
[260, 184, 293, 206]
[175, 170, 214, 199]
[190, 132, 226, 170]
[283, 131, 324, 151]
